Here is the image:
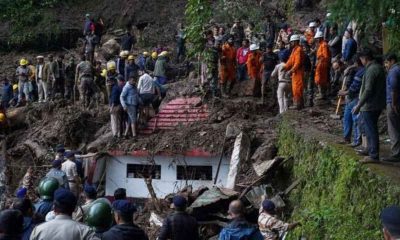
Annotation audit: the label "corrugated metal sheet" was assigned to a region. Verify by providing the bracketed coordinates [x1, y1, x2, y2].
[141, 97, 209, 134]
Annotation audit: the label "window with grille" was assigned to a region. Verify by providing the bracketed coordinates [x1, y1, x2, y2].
[177, 165, 213, 180]
[126, 164, 161, 179]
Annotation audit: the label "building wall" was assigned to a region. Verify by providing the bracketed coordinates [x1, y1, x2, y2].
[105, 155, 230, 198]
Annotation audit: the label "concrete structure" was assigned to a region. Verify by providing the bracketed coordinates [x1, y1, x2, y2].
[105, 150, 230, 198]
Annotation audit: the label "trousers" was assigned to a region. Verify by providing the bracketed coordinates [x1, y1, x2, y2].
[387, 104, 400, 158]
[343, 99, 360, 144]
[360, 110, 382, 159]
[37, 80, 49, 102]
[277, 82, 291, 113]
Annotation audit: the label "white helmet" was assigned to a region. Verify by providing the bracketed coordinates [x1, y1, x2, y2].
[309, 22, 317, 28]
[326, 12, 332, 18]
[249, 44, 259, 51]
[289, 34, 300, 42]
[314, 31, 324, 39]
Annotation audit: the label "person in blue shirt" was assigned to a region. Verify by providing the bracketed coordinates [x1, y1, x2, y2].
[125, 55, 140, 82]
[383, 53, 400, 162]
[12, 198, 43, 240]
[339, 56, 365, 147]
[342, 29, 357, 63]
[120, 74, 139, 139]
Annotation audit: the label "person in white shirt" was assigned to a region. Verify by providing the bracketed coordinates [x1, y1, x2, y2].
[271, 53, 291, 114]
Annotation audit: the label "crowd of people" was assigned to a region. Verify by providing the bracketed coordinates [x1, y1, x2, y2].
[200, 14, 399, 163]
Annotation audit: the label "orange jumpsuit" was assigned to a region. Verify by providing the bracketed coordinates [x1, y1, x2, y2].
[247, 50, 263, 96]
[315, 40, 331, 88]
[285, 45, 305, 103]
[219, 43, 236, 84]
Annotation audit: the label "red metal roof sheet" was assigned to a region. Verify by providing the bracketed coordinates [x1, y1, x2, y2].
[140, 97, 209, 134]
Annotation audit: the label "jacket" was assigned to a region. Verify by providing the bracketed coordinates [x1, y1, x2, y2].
[359, 62, 386, 112]
[30, 215, 94, 240]
[158, 211, 199, 240]
[145, 58, 156, 72]
[45, 168, 69, 189]
[1, 83, 13, 104]
[102, 223, 148, 240]
[34, 200, 53, 218]
[154, 56, 168, 77]
[109, 83, 122, 106]
[219, 219, 263, 240]
[125, 63, 139, 81]
[120, 82, 139, 108]
[22, 217, 36, 240]
[342, 38, 357, 62]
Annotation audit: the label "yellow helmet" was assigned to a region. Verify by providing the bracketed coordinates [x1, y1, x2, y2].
[100, 69, 107, 77]
[107, 61, 116, 71]
[143, 52, 149, 56]
[128, 55, 135, 61]
[20, 59, 28, 66]
[151, 52, 158, 59]
[119, 51, 129, 58]
[159, 51, 168, 57]
[13, 84, 18, 90]
[0, 113, 5, 123]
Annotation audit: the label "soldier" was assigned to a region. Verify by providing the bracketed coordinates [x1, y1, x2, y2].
[34, 177, 59, 219]
[85, 201, 113, 237]
[45, 160, 69, 189]
[65, 57, 76, 101]
[203, 30, 220, 98]
[75, 55, 94, 108]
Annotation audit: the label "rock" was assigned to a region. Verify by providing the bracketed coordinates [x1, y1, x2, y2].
[251, 138, 278, 163]
[252, 157, 284, 177]
[100, 39, 120, 60]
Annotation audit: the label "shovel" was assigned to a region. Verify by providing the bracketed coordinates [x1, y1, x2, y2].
[330, 74, 348, 120]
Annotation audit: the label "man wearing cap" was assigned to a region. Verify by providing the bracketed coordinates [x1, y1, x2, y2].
[158, 195, 199, 240]
[102, 200, 148, 240]
[285, 34, 306, 109]
[381, 205, 400, 240]
[16, 58, 32, 106]
[314, 30, 331, 101]
[73, 185, 97, 222]
[219, 200, 263, 239]
[75, 54, 94, 108]
[117, 51, 129, 76]
[220, 36, 236, 97]
[247, 43, 263, 97]
[0, 209, 24, 240]
[61, 152, 80, 197]
[30, 189, 95, 240]
[46, 160, 69, 189]
[258, 199, 299, 239]
[55, 144, 65, 161]
[261, 43, 279, 103]
[44, 54, 60, 101]
[35, 56, 46, 103]
[352, 49, 386, 163]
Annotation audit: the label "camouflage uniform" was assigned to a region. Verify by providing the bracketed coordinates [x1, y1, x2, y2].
[203, 42, 220, 97]
[258, 212, 289, 240]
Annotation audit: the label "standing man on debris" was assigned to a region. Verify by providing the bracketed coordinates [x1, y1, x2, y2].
[45, 54, 60, 101]
[54, 55, 66, 99]
[247, 44, 263, 97]
[158, 195, 199, 240]
[46, 159, 69, 189]
[264, 15, 276, 46]
[120, 74, 140, 139]
[121, 23, 136, 52]
[145, 52, 157, 74]
[352, 49, 386, 163]
[102, 200, 148, 240]
[16, 58, 32, 106]
[258, 199, 300, 239]
[125, 55, 140, 83]
[65, 57, 76, 101]
[314, 31, 331, 101]
[383, 53, 400, 162]
[117, 51, 129, 75]
[75, 55, 94, 108]
[154, 51, 169, 85]
[203, 30, 220, 97]
[176, 23, 186, 63]
[30, 189, 95, 240]
[261, 43, 279, 103]
[109, 75, 124, 138]
[285, 34, 305, 110]
[236, 39, 250, 82]
[230, 19, 245, 49]
[271, 51, 291, 113]
[220, 36, 236, 97]
[61, 151, 80, 197]
[35, 56, 47, 103]
[219, 200, 263, 240]
[342, 29, 357, 64]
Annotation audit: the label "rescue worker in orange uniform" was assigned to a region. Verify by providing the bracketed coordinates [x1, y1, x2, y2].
[220, 36, 236, 96]
[284, 34, 305, 109]
[247, 44, 263, 97]
[314, 31, 331, 101]
[305, 22, 316, 46]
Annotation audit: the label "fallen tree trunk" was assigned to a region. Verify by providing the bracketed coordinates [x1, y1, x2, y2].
[24, 139, 47, 160]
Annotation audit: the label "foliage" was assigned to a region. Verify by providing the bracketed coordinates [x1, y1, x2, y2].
[184, 0, 212, 57]
[0, 0, 69, 49]
[328, 0, 400, 54]
[278, 121, 400, 239]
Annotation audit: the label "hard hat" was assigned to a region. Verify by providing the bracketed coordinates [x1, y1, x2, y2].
[36, 56, 44, 59]
[12, 84, 18, 91]
[249, 44, 259, 51]
[151, 52, 158, 59]
[0, 113, 5, 123]
[100, 69, 107, 77]
[20, 59, 28, 66]
[326, 12, 332, 18]
[159, 51, 169, 57]
[314, 31, 324, 39]
[309, 22, 317, 28]
[38, 177, 60, 200]
[120, 51, 129, 58]
[290, 34, 300, 42]
[107, 61, 116, 71]
[143, 52, 149, 56]
[128, 55, 135, 61]
[85, 202, 113, 232]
